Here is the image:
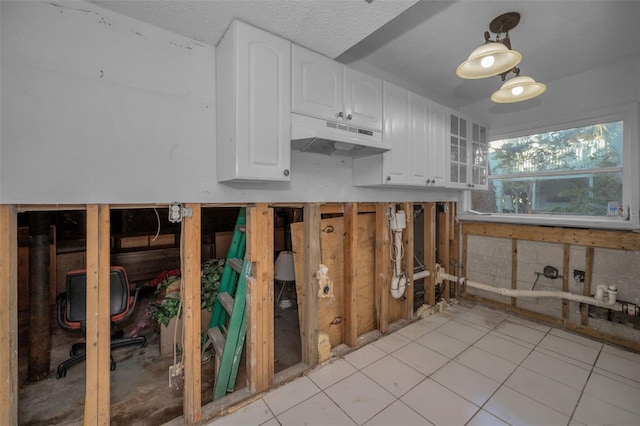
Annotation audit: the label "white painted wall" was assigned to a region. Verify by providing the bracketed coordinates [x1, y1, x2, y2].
[0, 1, 459, 204]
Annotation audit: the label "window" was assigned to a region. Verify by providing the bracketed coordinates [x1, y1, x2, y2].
[469, 104, 639, 229]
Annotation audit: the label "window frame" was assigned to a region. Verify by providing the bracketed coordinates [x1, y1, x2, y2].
[459, 103, 639, 230]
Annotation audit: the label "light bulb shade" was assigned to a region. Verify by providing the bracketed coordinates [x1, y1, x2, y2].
[456, 42, 522, 79]
[274, 251, 296, 282]
[491, 75, 547, 103]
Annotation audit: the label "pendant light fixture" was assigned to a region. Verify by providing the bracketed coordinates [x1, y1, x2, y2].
[457, 12, 546, 103]
[456, 12, 522, 79]
[491, 69, 547, 103]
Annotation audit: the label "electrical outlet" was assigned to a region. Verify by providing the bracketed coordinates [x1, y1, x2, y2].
[573, 269, 585, 282]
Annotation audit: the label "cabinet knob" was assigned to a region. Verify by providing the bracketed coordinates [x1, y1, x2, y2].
[386, 176, 391, 182]
[337, 112, 344, 119]
[346, 114, 352, 121]
[283, 169, 290, 176]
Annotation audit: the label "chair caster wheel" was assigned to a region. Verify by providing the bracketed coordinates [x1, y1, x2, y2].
[110, 360, 116, 371]
[57, 368, 66, 379]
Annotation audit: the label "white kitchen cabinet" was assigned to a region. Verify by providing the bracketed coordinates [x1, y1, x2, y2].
[427, 101, 449, 187]
[353, 81, 408, 186]
[447, 111, 488, 190]
[292, 44, 383, 132]
[216, 20, 291, 182]
[353, 83, 448, 188]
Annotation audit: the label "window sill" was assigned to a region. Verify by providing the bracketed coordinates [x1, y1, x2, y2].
[458, 212, 640, 231]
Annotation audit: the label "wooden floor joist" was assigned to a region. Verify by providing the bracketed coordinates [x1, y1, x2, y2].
[84, 204, 111, 425]
[183, 203, 202, 423]
[0, 205, 18, 425]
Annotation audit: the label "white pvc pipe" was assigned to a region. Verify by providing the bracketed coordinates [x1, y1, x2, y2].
[390, 230, 407, 299]
[438, 271, 627, 312]
[413, 270, 430, 281]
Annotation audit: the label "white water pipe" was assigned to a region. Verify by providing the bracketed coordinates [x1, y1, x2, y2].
[390, 229, 408, 299]
[437, 269, 635, 313]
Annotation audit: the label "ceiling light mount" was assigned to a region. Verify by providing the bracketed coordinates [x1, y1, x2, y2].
[489, 12, 520, 35]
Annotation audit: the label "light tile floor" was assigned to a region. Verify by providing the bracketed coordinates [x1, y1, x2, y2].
[207, 304, 640, 426]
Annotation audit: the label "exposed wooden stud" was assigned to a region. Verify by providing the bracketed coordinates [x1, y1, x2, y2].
[401, 203, 414, 320]
[423, 203, 436, 305]
[461, 232, 468, 297]
[439, 204, 450, 300]
[343, 203, 358, 347]
[0, 205, 18, 426]
[511, 239, 518, 306]
[582, 247, 594, 326]
[462, 222, 640, 251]
[301, 204, 321, 366]
[183, 203, 202, 423]
[375, 203, 390, 333]
[84, 204, 111, 425]
[246, 204, 274, 393]
[562, 243, 570, 319]
[450, 204, 461, 299]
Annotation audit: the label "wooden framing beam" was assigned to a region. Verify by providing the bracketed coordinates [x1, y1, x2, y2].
[343, 203, 358, 347]
[450, 203, 461, 299]
[84, 204, 111, 425]
[301, 204, 321, 366]
[511, 239, 518, 306]
[183, 203, 202, 423]
[246, 204, 274, 393]
[562, 244, 570, 319]
[462, 222, 640, 251]
[423, 203, 436, 306]
[439, 204, 451, 300]
[401, 203, 414, 320]
[375, 203, 390, 333]
[582, 247, 594, 326]
[0, 205, 18, 425]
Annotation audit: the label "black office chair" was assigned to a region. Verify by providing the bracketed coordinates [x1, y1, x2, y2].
[55, 266, 147, 378]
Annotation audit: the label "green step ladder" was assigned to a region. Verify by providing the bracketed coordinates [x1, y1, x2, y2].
[207, 207, 250, 401]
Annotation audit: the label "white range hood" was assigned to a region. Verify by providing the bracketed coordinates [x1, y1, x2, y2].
[291, 113, 389, 158]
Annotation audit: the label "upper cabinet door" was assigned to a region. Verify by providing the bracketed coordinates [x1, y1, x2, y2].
[470, 122, 488, 190]
[217, 20, 291, 182]
[408, 92, 429, 185]
[381, 81, 410, 185]
[427, 101, 448, 187]
[343, 67, 383, 132]
[291, 45, 342, 122]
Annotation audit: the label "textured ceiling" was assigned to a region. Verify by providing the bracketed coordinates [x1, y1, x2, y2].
[90, 0, 418, 59]
[90, 0, 640, 109]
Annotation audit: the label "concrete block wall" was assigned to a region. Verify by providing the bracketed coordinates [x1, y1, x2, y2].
[466, 235, 640, 343]
[465, 236, 511, 305]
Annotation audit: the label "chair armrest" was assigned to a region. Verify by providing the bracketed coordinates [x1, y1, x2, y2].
[117, 286, 142, 323]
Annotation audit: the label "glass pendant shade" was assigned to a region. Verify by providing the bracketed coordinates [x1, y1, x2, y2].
[456, 42, 522, 79]
[490, 75, 547, 103]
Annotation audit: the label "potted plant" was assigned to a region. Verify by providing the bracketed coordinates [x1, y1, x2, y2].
[151, 258, 225, 326]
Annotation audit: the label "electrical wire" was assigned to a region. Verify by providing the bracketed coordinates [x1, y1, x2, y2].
[151, 208, 161, 242]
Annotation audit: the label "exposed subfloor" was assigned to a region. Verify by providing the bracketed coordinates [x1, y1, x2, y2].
[18, 284, 301, 425]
